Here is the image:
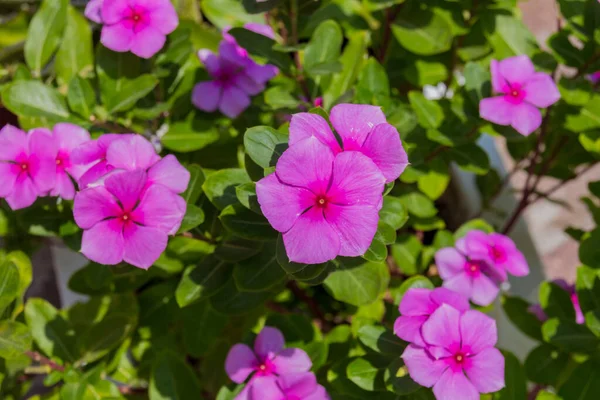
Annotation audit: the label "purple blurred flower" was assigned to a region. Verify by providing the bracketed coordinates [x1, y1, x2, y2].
[588, 71, 600, 85]
[402, 305, 505, 400]
[394, 288, 470, 346]
[529, 279, 584, 324]
[480, 55, 560, 136]
[249, 373, 329, 400]
[462, 231, 529, 278]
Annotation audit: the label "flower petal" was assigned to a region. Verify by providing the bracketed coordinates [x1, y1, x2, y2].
[244, 63, 278, 85]
[278, 372, 318, 397]
[254, 326, 285, 361]
[443, 273, 474, 301]
[244, 23, 276, 39]
[81, 219, 125, 265]
[400, 288, 437, 316]
[289, 112, 340, 152]
[256, 173, 314, 233]
[326, 151, 385, 206]
[73, 186, 121, 229]
[470, 274, 500, 306]
[77, 160, 114, 189]
[0, 163, 18, 197]
[51, 171, 76, 200]
[147, 154, 190, 193]
[490, 60, 505, 94]
[324, 204, 380, 257]
[233, 73, 265, 96]
[464, 348, 505, 394]
[511, 103, 542, 136]
[0, 125, 28, 161]
[219, 40, 250, 69]
[106, 136, 159, 171]
[104, 170, 148, 211]
[460, 310, 498, 353]
[430, 287, 470, 312]
[198, 50, 221, 77]
[394, 315, 428, 346]
[421, 304, 461, 349]
[479, 97, 516, 126]
[272, 348, 312, 374]
[101, 22, 134, 53]
[192, 81, 223, 113]
[53, 123, 90, 151]
[219, 86, 251, 118]
[524, 73, 560, 108]
[498, 55, 535, 86]
[433, 368, 479, 400]
[249, 376, 282, 400]
[100, 0, 129, 24]
[360, 123, 408, 183]
[84, 0, 104, 23]
[130, 26, 166, 59]
[5, 174, 38, 210]
[131, 185, 185, 231]
[282, 206, 340, 264]
[148, 2, 178, 35]
[402, 344, 447, 387]
[304, 385, 330, 400]
[435, 247, 466, 281]
[122, 223, 168, 269]
[225, 343, 258, 384]
[275, 136, 334, 193]
[330, 104, 386, 148]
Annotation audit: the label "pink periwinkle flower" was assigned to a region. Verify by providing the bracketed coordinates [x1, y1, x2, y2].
[73, 169, 185, 269]
[0, 125, 56, 210]
[289, 104, 408, 183]
[225, 327, 312, 400]
[250, 373, 329, 400]
[394, 288, 470, 347]
[192, 28, 278, 118]
[588, 71, 600, 85]
[402, 305, 505, 400]
[479, 55, 560, 136]
[88, 0, 179, 59]
[256, 137, 385, 264]
[462, 231, 529, 278]
[528, 279, 584, 324]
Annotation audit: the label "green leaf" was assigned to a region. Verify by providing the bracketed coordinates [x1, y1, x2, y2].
[398, 191, 437, 218]
[323, 30, 369, 108]
[215, 237, 262, 263]
[228, 28, 291, 71]
[380, 196, 409, 230]
[177, 204, 205, 233]
[481, 11, 537, 58]
[558, 360, 600, 400]
[496, 351, 527, 400]
[79, 315, 133, 364]
[106, 74, 158, 113]
[201, 0, 263, 29]
[1, 81, 70, 120]
[67, 76, 95, 119]
[233, 243, 286, 292]
[357, 325, 406, 356]
[404, 59, 449, 87]
[385, 357, 421, 395]
[264, 86, 301, 109]
[161, 119, 220, 153]
[275, 234, 332, 276]
[356, 58, 391, 105]
[417, 159, 450, 200]
[0, 261, 19, 314]
[236, 182, 262, 215]
[150, 352, 202, 400]
[55, 6, 93, 85]
[266, 314, 316, 343]
[24, 0, 68, 75]
[244, 126, 289, 169]
[182, 164, 205, 205]
[391, 234, 423, 276]
[210, 278, 272, 315]
[25, 298, 77, 362]
[392, 6, 453, 55]
[324, 258, 390, 306]
[542, 318, 600, 353]
[464, 62, 490, 111]
[0, 321, 32, 359]
[580, 228, 600, 269]
[539, 282, 577, 321]
[304, 20, 343, 77]
[454, 218, 494, 238]
[220, 204, 277, 240]
[6, 251, 32, 300]
[448, 144, 490, 175]
[408, 92, 443, 129]
[181, 301, 227, 357]
[363, 224, 390, 263]
[501, 294, 543, 341]
[175, 256, 233, 307]
[347, 357, 386, 391]
[203, 169, 250, 210]
[525, 344, 569, 385]
[167, 237, 215, 262]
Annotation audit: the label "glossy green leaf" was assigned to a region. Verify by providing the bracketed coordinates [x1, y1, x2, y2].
[210, 278, 272, 315]
[0, 261, 19, 314]
[324, 258, 389, 306]
[391, 234, 423, 276]
[233, 243, 286, 292]
[177, 204, 205, 233]
[220, 204, 277, 240]
[558, 360, 600, 400]
[408, 92, 443, 129]
[150, 352, 202, 400]
[244, 126, 289, 169]
[67, 76, 95, 119]
[347, 357, 386, 391]
[385, 357, 421, 395]
[542, 318, 599, 353]
[357, 325, 406, 356]
[392, 6, 453, 55]
[0, 321, 32, 359]
[304, 20, 343, 77]
[24, 0, 68, 75]
[496, 351, 527, 400]
[203, 169, 250, 210]
[182, 164, 205, 205]
[175, 256, 233, 307]
[525, 344, 568, 385]
[55, 6, 93, 85]
[1, 81, 70, 120]
[501, 294, 543, 341]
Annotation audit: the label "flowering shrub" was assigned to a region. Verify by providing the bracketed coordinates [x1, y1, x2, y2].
[0, 1, 599, 400]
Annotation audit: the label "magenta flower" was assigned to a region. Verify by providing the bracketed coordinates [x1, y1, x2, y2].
[192, 36, 278, 118]
[46, 124, 91, 200]
[479, 55, 560, 136]
[462, 231, 529, 278]
[529, 279, 584, 324]
[435, 245, 503, 307]
[588, 71, 600, 85]
[289, 104, 408, 183]
[92, 0, 178, 59]
[394, 288, 470, 346]
[0, 125, 56, 210]
[256, 137, 385, 264]
[73, 170, 186, 269]
[250, 373, 329, 400]
[225, 327, 312, 400]
[403, 305, 505, 400]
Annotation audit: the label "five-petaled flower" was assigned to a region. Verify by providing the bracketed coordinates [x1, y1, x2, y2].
[256, 136, 385, 264]
[249, 372, 329, 400]
[402, 305, 505, 400]
[86, 0, 179, 59]
[289, 104, 408, 183]
[480, 55, 560, 136]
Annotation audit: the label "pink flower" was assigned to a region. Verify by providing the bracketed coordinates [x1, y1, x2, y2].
[0, 125, 56, 210]
[479, 55, 560, 136]
[73, 169, 185, 269]
[588, 71, 600, 85]
[250, 373, 329, 400]
[462, 231, 529, 278]
[225, 327, 312, 400]
[192, 33, 278, 118]
[46, 123, 91, 200]
[256, 137, 385, 264]
[529, 279, 584, 324]
[289, 104, 408, 183]
[394, 288, 470, 346]
[403, 305, 505, 400]
[94, 0, 179, 59]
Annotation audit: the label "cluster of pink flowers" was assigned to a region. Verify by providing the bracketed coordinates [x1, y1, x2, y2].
[529, 279, 584, 324]
[192, 24, 279, 118]
[434, 230, 530, 306]
[480, 55, 560, 136]
[397, 288, 505, 400]
[256, 104, 408, 264]
[85, 0, 178, 59]
[0, 123, 189, 270]
[225, 327, 328, 400]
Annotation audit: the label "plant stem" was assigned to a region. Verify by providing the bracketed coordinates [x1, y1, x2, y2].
[377, 5, 402, 63]
[25, 351, 65, 372]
